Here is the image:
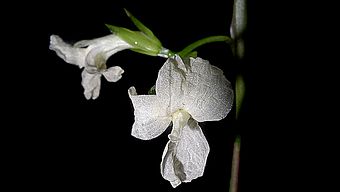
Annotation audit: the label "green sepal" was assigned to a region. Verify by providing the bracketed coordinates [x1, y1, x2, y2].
[106, 24, 162, 56]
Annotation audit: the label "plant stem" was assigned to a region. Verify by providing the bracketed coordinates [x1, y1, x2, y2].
[229, 135, 241, 192]
[236, 75, 245, 119]
[230, 0, 247, 191]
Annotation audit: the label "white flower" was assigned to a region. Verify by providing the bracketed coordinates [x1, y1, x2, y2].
[128, 55, 234, 187]
[49, 34, 133, 99]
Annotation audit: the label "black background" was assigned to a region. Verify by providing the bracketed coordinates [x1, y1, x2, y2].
[5, 0, 286, 191]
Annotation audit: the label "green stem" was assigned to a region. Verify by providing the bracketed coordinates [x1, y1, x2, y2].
[177, 36, 232, 58]
[236, 75, 245, 119]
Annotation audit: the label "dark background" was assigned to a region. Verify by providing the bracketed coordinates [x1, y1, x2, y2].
[5, 0, 285, 191]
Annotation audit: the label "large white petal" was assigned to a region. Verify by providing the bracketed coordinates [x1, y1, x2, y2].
[49, 35, 87, 68]
[103, 66, 124, 82]
[161, 118, 210, 188]
[128, 87, 171, 140]
[155, 55, 187, 114]
[81, 70, 101, 100]
[184, 57, 234, 122]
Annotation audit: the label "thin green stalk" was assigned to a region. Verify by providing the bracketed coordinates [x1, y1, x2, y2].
[177, 36, 232, 58]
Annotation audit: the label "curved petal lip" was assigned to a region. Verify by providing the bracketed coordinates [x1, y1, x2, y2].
[103, 66, 124, 82]
[128, 87, 172, 140]
[160, 118, 210, 188]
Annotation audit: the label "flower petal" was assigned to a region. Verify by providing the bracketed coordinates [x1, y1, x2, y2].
[128, 87, 171, 140]
[49, 35, 87, 68]
[81, 70, 101, 100]
[103, 66, 124, 82]
[74, 34, 132, 51]
[80, 35, 132, 67]
[184, 57, 234, 122]
[160, 141, 181, 188]
[156, 55, 187, 113]
[161, 118, 210, 188]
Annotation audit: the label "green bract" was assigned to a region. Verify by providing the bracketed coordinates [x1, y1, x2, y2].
[105, 24, 160, 56]
[106, 9, 172, 58]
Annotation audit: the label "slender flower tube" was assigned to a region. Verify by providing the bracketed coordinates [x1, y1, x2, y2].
[49, 34, 133, 99]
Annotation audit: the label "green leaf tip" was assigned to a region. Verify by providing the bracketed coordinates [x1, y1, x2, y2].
[105, 23, 117, 33]
[123, 8, 131, 17]
[123, 8, 158, 41]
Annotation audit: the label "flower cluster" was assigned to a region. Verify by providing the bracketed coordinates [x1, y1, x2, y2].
[49, 9, 234, 188]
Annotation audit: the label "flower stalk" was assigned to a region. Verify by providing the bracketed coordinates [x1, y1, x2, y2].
[178, 36, 232, 58]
